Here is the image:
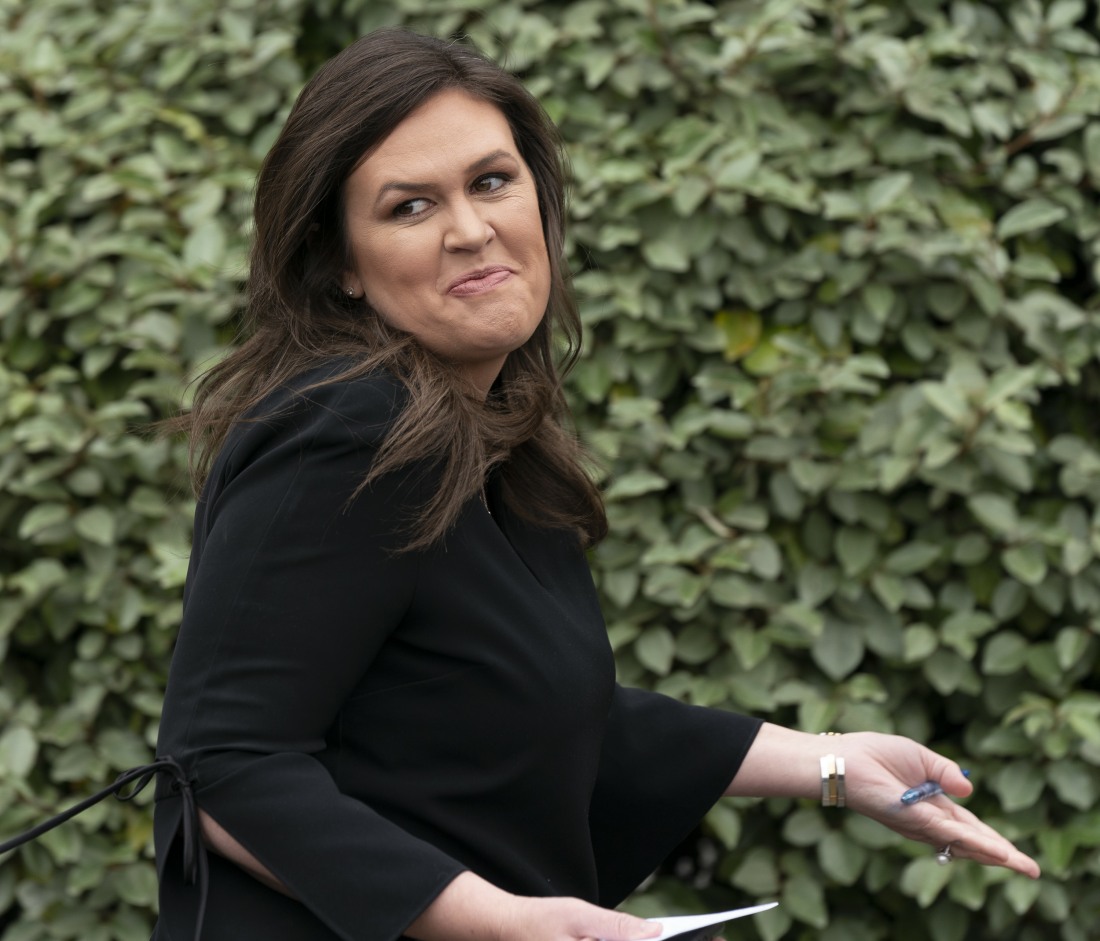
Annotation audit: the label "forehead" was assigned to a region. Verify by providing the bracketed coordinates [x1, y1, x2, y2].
[357, 89, 518, 183]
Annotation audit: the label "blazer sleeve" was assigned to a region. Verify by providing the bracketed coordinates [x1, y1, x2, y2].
[589, 686, 763, 907]
[153, 373, 467, 941]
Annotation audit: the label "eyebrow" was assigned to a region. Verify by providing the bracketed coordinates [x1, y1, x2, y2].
[373, 149, 518, 207]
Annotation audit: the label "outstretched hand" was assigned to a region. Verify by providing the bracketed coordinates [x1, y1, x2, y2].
[839, 731, 1040, 878]
[728, 723, 1040, 878]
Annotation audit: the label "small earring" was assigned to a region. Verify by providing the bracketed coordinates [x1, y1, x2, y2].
[345, 288, 355, 297]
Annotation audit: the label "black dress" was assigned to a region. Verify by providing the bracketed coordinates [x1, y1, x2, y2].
[151, 370, 762, 941]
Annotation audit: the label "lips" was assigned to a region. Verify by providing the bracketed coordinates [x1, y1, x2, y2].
[446, 265, 515, 297]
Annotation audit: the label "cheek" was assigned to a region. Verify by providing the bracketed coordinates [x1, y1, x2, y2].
[357, 237, 427, 313]
[526, 218, 551, 291]
[534, 240, 552, 305]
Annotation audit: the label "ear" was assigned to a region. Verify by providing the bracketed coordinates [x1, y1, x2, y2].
[340, 273, 361, 299]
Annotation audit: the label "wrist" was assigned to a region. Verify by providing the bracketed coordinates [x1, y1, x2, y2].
[407, 871, 518, 941]
[727, 723, 832, 799]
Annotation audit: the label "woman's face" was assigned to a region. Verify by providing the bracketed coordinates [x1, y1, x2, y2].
[342, 89, 551, 393]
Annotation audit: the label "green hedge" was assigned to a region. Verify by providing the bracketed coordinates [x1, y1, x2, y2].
[1, 1, 1098, 939]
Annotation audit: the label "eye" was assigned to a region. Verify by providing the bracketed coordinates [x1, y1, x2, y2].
[393, 197, 432, 218]
[471, 173, 510, 194]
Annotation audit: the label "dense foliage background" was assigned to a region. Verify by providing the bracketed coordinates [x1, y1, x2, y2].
[1, 0, 1098, 938]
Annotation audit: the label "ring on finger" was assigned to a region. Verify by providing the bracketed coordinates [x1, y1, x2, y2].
[936, 843, 954, 865]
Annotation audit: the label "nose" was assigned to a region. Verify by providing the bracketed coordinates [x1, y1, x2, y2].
[442, 198, 495, 252]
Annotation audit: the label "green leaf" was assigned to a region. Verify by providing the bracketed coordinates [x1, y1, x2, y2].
[74, 506, 118, 547]
[946, 860, 989, 911]
[797, 563, 839, 608]
[1037, 828, 1077, 874]
[730, 847, 779, 895]
[605, 470, 668, 500]
[113, 862, 159, 907]
[904, 624, 938, 662]
[1054, 627, 1090, 671]
[713, 309, 762, 361]
[861, 283, 896, 322]
[1001, 874, 1042, 915]
[1002, 543, 1048, 585]
[922, 382, 970, 425]
[835, 526, 877, 577]
[996, 198, 1069, 240]
[1047, 0, 1086, 30]
[782, 807, 828, 847]
[844, 812, 902, 850]
[866, 172, 912, 212]
[940, 610, 996, 659]
[885, 542, 941, 575]
[748, 535, 782, 579]
[812, 618, 864, 680]
[782, 872, 828, 928]
[729, 625, 770, 669]
[704, 801, 741, 849]
[871, 572, 905, 611]
[182, 218, 228, 271]
[0, 725, 38, 776]
[981, 631, 1029, 675]
[816, 831, 867, 885]
[641, 236, 690, 273]
[602, 568, 639, 608]
[989, 760, 1046, 812]
[1085, 121, 1100, 183]
[992, 580, 1028, 620]
[923, 649, 979, 695]
[17, 503, 70, 540]
[97, 728, 152, 770]
[900, 856, 952, 907]
[968, 493, 1019, 534]
[1046, 760, 1098, 811]
[675, 625, 718, 664]
[634, 627, 675, 676]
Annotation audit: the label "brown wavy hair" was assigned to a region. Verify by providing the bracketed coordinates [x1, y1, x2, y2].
[174, 28, 606, 551]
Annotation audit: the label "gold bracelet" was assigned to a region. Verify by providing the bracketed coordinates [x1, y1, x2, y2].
[819, 753, 847, 808]
[820, 754, 836, 806]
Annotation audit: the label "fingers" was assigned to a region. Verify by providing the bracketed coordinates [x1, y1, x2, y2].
[926, 804, 1041, 878]
[940, 838, 1040, 878]
[508, 897, 661, 941]
[907, 740, 972, 799]
[854, 744, 1041, 881]
[938, 762, 973, 799]
[569, 905, 660, 941]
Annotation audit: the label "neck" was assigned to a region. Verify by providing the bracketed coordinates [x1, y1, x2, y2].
[457, 357, 506, 399]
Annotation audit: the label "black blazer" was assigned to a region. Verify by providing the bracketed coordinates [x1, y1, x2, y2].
[152, 370, 761, 941]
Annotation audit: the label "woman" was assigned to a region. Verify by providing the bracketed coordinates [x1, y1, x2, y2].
[150, 28, 1039, 941]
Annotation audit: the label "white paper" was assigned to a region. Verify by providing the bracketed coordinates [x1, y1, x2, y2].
[645, 902, 779, 939]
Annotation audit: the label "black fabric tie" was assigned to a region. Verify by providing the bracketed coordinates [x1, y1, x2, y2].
[0, 756, 208, 941]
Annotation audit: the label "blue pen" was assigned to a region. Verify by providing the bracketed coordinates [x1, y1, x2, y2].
[900, 769, 970, 805]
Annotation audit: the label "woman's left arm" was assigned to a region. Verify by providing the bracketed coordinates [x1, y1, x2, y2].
[725, 723, 1041, 878]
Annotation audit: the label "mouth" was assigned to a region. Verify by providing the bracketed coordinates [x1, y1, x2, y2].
[447, 265, 515, 297]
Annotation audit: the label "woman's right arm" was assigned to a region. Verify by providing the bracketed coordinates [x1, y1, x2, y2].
[406, 872, 660, 941]
[198, 812, 660, 941]
[159, 376, 468, 939]
[199, 809, 289, 897]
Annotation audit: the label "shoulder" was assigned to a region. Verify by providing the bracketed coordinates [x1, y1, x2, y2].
[215, 365, 408, 485]
[283, 364, 407, 441]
